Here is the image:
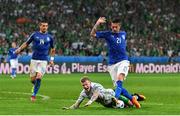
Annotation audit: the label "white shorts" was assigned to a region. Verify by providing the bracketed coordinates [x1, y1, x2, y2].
[10, 59, 18, 68]
[30, 59, 48, 77]
[107, 60, 130, 86]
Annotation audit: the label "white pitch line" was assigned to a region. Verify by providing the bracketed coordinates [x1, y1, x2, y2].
[141, 102, 164, 106]
[141, 102, 179, 106]
[0, 91, 50, 100]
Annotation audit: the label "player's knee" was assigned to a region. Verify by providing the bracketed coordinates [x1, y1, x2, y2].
[30, 76, 36, 84]
[31, 76, 36, 81]
[36, 73, 42, 79]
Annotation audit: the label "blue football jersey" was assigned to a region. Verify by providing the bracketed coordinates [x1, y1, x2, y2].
[96, 31, 128, 65]
[26, 31, 54, 61]
[8, 48, 18, 59]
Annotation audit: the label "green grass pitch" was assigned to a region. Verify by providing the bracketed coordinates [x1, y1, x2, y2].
[0, 73, 180, 115]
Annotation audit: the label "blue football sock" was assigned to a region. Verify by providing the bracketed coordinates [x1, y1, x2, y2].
[115, 80, 123, 98]
[32, 79, 41, 96]
[121, 88, 133, 100]
[11, 68, 16, 76]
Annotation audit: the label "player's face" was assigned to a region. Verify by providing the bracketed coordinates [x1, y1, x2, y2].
[111, 23, 120, 33]
[39, 22, 48, 33]
[82, 80, 91, 91]
[12, 42, 16, 48]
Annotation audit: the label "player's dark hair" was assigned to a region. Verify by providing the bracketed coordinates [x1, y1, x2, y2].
[38, 17, 49, 24]
[80, 76, 91, 83]
[111, 18, 121, 24]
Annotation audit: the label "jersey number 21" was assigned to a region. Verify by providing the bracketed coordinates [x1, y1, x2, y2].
[116, 37, 121, 44]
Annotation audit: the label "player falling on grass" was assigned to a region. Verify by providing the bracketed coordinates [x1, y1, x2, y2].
[64, 76, 126, 109]
[63, 77, 145, 109]
[15, 18, 55, 102]
[8, 42, 18, 79]
[90, 17, 141, 108]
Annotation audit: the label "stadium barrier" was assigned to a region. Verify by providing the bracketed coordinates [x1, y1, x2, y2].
[1, 55, 179, 63]
[0, 55, 180, 74]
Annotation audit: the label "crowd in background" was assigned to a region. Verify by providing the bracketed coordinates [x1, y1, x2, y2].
[0, 0, 179, 59]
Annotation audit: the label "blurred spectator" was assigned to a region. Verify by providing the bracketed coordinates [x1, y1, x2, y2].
[0, 0, 179, 57]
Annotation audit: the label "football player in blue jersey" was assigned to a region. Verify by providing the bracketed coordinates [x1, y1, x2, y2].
[15, 19, 55, 102]
[90, 17, 141, 108]
[8, 42, 18, 79]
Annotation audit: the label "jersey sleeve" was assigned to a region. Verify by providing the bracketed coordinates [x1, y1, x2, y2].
[8, 49, 11, 56]
[77, 90, 87, 102]
[121, 31, 127, 40]
[26, 33, 35, 45]
[74, 90, 87, 107]
[95, 31, 110, 39]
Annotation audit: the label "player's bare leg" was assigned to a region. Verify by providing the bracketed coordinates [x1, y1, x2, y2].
[31, 76, 36, 85]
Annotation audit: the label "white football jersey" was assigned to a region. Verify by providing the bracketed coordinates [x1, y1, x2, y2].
[77, 82, 115, 107]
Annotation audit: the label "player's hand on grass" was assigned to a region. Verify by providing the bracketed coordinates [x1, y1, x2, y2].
[62, 106, 75, 110]
[62, 107, 70, 110]
[62, 105, 77, 110]
[69, 104, 76, 109]
[96, 17, 106, 25]
[84, 102, 92, 107]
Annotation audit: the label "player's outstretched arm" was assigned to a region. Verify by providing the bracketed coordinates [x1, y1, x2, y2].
[84, 90, 99, 107]
[90, 17, 106, 38]
[62, 104, 77, 110]
[62, 100, 83, 110]
[62, 93, 85, 110]
[15, 42, 28, 54]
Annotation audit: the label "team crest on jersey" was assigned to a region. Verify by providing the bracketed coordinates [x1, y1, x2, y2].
[121, 35, 125, 40]
[46, 37, 50, 42]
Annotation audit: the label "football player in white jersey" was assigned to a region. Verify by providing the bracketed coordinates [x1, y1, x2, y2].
[63, 76, 145, 110]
